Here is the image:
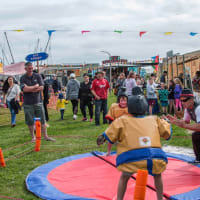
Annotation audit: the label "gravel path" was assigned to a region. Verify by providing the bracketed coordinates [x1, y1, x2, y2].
[162, 145, 194, 158]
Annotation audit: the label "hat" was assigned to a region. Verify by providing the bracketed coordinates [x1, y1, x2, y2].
[180, 88, 194, 98]
[58, 93, 64, 99]
[70, 73, 75, 78]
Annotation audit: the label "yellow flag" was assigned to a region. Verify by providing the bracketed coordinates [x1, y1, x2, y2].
[0, 63, 3, 73]
[164, 32, 173, 35]
[13, 30, 24, 32]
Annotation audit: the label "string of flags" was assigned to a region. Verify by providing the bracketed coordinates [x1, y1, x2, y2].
[1, 30, 199, 38]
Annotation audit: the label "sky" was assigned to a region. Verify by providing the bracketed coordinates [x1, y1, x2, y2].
[1, 0, 200, 65]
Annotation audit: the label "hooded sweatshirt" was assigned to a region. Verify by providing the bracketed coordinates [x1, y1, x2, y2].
[66, 79, 80, 100]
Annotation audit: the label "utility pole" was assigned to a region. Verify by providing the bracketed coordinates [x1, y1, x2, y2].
[4, 32, 15, 64]
[100, 50, 112, 92]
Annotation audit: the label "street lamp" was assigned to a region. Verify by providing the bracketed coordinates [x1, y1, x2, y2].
[100, 51, 112, 91]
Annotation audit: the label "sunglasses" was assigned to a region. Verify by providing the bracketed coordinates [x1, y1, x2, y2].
[181, 98, 191, 102]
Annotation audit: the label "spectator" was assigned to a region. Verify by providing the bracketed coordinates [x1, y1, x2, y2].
[41, 74, 50, 122]
[174, 78, 182, 112]
[62, 72, 68, 87]
[66, 73, 80, 120]
[124, 72, 137, 96]
[2, 76, 21, 127]
[116, 73, 125, 100]
[178, 73, 184, 85]
[0, 80, 4, 104]
[192, 71, 200, 102]
[160, 71, 167, 83]
[147, 77, 157, 115]
[79, 73, 93, 121]
[56, 93, 68, 120]
[168, 80, 175, 114]
[158, 83, 169, 114]
[91, 71, 110, 126]
[52, 76, 61, 94]
[167, 89, 200, 164]
[20, 62, 55, 142]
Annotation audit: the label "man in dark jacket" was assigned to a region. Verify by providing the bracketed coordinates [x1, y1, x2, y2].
[79, 73, 93, 121]
[52, 76, 61, 94]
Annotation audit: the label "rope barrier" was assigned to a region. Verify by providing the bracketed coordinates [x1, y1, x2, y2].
[0, 195, 24, 200]
[3, 141, 32, 152]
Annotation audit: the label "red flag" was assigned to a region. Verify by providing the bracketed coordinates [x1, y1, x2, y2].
[139, 31, 147, 37]
[81, 30, 91, 34]
[155, 55, 159, 72]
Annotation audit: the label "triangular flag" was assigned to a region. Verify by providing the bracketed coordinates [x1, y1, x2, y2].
[139, 31, 147, 37]
[47, 30, 56, 37]
[190, 32, 198, 36]
[114, 30, 123, 34]
[81, 30, 91, 34]
[164, 32, 173, 35]
[13, 30, 24, 32]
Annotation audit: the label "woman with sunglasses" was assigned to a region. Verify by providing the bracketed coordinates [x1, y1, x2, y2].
[166, 88, 200, 164]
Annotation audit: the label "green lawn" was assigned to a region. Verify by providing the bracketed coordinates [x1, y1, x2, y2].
[0, 94, 192, 199]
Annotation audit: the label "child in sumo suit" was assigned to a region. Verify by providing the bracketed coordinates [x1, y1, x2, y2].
[105, 87, 129, 156]
[97, 86, 171, 200]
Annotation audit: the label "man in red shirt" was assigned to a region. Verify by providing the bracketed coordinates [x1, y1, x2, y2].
[91, 71, 110, 126]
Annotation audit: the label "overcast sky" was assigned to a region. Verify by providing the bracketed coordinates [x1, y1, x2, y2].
[1, 0, 200, 65]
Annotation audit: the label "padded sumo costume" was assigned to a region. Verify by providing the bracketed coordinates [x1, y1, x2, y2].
[101, 87, 171, 175]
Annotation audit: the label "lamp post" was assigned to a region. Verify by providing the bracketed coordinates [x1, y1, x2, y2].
[100, 51, 112, 92]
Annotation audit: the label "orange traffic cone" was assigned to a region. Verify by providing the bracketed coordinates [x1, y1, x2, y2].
[134, 169, 148, 200]
[0, 148, 6, 167]
[34, 118, 41, 152]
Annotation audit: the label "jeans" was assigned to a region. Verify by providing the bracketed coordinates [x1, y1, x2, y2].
[60, 109, 65, 120]
[192, 132, 200, 161]
[94, 99, 107, 125]
[80, 99, 93, 119]
[71, 100, 78, 115]
[7, 100, 16, 125]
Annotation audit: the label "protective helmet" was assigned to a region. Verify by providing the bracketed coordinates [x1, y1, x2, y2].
[128, 87, 148, 115]
[118, 87, 128, 98]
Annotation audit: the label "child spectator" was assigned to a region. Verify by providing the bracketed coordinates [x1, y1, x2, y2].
[159, 83, 169, 114]
[97, 87, 171, 200]
[168, 80, 175, 114]
[56, 93, 68, 120]
[147, 77, 157, 115]
[174, 78, 182, 112]
[105, 87, 129, 155]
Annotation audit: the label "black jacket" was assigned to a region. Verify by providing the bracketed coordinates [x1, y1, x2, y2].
[52, 80, 61, 93]
[79, 81, 93, 100]
[10, 98, 21, 114]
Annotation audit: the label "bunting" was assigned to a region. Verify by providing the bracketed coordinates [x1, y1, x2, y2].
[114, 30, 123, 34]
[81, 30, 91, 34]
[12, 30, 24, 32]
[47, 30, 56, 37]
[1, 30, 199, 38]
[164, 32, 173, 35]
[139, 31, 147, 37]
[190, 32, 198, 36]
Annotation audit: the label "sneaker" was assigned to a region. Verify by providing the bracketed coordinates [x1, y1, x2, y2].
[11, 124, 16, 128]
[82, 117, 88, 121]
[90, 118, 93, 122]
[73, 115, 77, 120]
[188, 159, 200, 164]
[44, 137, 56, 141]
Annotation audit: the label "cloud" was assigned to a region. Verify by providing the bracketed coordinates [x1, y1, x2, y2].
[1, 0, 200, 64]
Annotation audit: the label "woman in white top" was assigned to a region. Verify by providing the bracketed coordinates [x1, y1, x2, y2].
[3, 76, 20, 127]
[124, 72, 137, 96]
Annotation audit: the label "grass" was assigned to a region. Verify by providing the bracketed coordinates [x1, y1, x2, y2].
[0, 94, 192, 199]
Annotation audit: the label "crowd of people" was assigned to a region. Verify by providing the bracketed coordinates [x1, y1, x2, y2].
[2, 62, 200, 199]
